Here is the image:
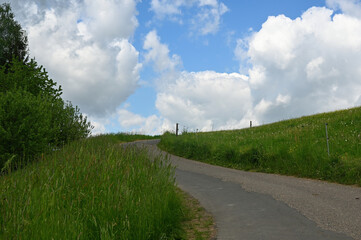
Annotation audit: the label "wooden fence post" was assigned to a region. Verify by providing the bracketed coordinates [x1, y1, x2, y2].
[325, 123, 330, 157]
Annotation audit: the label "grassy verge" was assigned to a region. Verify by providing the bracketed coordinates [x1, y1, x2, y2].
[159, 107, 361, 186]
[179, 190, 216, 240]
[0, 134, 184, 239]
[96, 133, 159, 144]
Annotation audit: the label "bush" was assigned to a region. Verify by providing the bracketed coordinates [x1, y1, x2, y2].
[0, 89, 52, 171]
[0, 5, 92, 171]
[0, 58, 61, 98]
[50, 100, 92, 146]
[0, 59, 92, 171]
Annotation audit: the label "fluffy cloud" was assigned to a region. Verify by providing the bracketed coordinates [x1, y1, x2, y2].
[156, 71, 252, 131]
[146, 4, 361, 133]
[144, 30, 182, 73]
[143, 30, 183, 94]
[6, 0, 361, 135]
[326, 0, 361, 18]
[88, 118, 107, 136]
[5, 0, 141, 117]
[117, 108, 172, 135]
[193, 1, 228, 35]
[150, 0, 187, 17]
[143, 31, 252, 132]
[150, 0, 228, 35]
[81, 0, 138, 43]
[236, 6, 361, 124]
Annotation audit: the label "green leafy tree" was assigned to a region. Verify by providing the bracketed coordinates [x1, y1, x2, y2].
[55, 101, 93, 144]
[0, 89, 53, 170]
[0, 3, 28, 67]
[0, 59, 93, 170]
[0, 4, 93, 171]
[0, 58, 62, 98]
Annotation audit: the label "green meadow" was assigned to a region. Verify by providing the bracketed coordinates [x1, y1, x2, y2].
[0, 134, 185, 239]
[159, 107, 361, 186]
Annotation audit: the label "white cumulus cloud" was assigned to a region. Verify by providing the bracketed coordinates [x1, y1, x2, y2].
[143, 30, 182, 91]
[192, 1, 228, 35]
[326, 0, 361, 18]
[117, 108, 171, 135]
[82, 0, 138, 43]
[144, 4, 361, 133]
[144, 30, 182, 73]
[236, 6, 361, 124]
[4, 0, 141, 118]
[142, 31, 252, 131]
[155, 71, 252, 131]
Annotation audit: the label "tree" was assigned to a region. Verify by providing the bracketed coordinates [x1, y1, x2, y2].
[0, 58, 92, 141]
[0, 58, 93, 171]
[0, 58, 62, 99]
[0, 4, 93, 171]
[0, 3, 28, 67]
[0, 89, 53, 170]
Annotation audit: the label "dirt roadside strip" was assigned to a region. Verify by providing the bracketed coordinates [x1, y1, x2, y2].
[126, 140, 361, 240]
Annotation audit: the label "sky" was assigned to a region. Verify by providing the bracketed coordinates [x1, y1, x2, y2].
[3, 0, 361, 135]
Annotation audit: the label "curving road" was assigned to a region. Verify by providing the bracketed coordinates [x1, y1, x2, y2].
[126, 140, 361, 240]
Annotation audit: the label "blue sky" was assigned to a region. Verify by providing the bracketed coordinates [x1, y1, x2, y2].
[4, 0, 361, 134]
[126, 0, 326, 118]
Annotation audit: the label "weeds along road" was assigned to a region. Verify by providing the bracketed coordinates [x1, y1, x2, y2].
[125, 140, 361, 240]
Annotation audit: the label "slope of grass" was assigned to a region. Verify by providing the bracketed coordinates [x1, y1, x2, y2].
[159, 107, 361, 186]
[98, 133, 159, 144]
[0, 134, 184, 239]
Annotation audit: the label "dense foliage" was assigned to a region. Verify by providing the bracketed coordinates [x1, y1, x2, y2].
[160, 107, 361, 186]
[0, 3, 28, 67]
[0, 3, 92, 171]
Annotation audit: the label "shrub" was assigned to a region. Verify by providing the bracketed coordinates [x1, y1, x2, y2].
[0, 59, 93, 170]
[0, 89, 52, 171]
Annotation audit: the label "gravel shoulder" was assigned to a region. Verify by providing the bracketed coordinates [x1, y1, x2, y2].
[130, 140, 361, 240]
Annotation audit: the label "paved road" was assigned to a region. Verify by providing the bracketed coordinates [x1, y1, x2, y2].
[126, 140, 361, 240]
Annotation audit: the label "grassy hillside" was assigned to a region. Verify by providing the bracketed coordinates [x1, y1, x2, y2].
[159, 107, 361, 186]
[0, 134, 184, 239]
[100, 133, 159, 144]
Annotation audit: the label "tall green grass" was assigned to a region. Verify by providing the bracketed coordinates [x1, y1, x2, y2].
[160, 107, 361, 186]
[97, 133, 159, 144]
[0, 135, 184, 239]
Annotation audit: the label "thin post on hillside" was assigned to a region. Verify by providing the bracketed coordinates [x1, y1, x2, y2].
[325, 123, 330, 157]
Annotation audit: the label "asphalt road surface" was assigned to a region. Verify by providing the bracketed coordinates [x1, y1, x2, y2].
[126, 140, 361, 240]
